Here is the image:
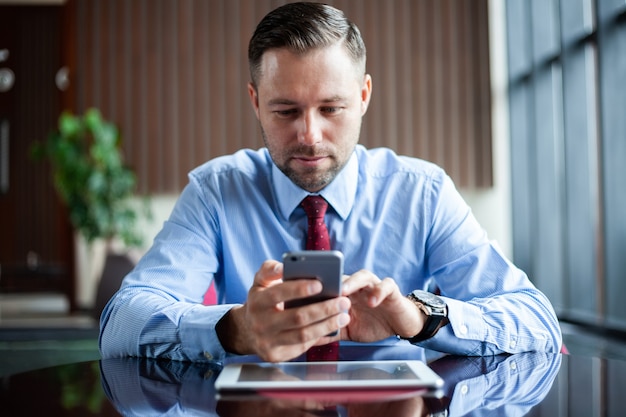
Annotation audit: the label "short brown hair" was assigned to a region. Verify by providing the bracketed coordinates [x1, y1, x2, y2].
[248, 2, 366, 86]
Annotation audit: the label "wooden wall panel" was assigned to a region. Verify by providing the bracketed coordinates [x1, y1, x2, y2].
[67, 0, 492, 193]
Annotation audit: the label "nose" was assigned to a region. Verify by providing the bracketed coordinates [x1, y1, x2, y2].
[297, 111, 323, 146]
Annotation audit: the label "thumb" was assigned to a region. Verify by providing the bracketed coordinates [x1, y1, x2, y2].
[253, 260, 284, 288]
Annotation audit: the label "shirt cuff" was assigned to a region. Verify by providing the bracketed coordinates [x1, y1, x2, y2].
[443, 297, 485, 342]
[179, 303, 240, 363]
[419, 297, 489, 355]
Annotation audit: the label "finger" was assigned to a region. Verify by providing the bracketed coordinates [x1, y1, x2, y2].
[281, 279, 324, 309]
[363, 277, 403, 307]
[248, 261, 294, 310]
[282, 296, 350, 331]
[252, 279, 324, 313]
[272, 298, 350, 345]
[277, 312, 348, 350]
[252, 262, 327, 309]
[247, 285, 343, 350]
[254, 316, 344, 362]
[341, 269, 381, 295]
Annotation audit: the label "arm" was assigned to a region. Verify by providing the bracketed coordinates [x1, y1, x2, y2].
[337, 172, 561, 354]
[99, 183, 235, 362]
[420, 174, 562, 354]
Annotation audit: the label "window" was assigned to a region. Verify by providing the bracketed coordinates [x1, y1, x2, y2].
[506, 0, 626, 330]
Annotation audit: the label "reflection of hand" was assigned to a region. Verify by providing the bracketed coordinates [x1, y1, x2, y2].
[239, 363, 400, 383]
[237, 364, 301, 382]
[340, 270, 425, 343]
[217, 397, 328, 417]
[217, 260, 350, 362]
[336, 366, 393, 380]
[217, 394, 430, 417]
[346, 397, 428, 417]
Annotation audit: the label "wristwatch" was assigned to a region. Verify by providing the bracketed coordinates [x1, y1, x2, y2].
[401, 290, 449, 343]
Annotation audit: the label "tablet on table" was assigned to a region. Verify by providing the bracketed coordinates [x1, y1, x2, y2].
[215, 360, 443, 395]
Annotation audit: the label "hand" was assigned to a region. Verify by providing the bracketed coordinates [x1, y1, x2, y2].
[217, 260, 351, 362]
[340, 270, 426, 342]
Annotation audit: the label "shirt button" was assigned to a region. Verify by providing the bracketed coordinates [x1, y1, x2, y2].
[459, 324, 468, 335]
[204, 351, 213, 360]
[510, 361, 517, 371]
[509, 340, 517, 349]
[460, 384, 469, 395]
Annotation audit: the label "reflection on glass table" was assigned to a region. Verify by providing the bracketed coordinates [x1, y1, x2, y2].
[11, 342, 626, 416]
[99, 347, 561, 416]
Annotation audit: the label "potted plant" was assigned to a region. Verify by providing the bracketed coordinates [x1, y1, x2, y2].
[33, 108, 150, 314]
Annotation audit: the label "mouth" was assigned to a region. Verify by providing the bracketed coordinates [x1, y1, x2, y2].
[291, 155, 329, 168]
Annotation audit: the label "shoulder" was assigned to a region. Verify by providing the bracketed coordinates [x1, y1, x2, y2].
[188, 148, 272, 186]
[355, 146, 446, 183]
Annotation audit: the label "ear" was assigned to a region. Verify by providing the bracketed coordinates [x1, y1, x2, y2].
[248, 82, 260, 120]
[360, 74, 372, 116]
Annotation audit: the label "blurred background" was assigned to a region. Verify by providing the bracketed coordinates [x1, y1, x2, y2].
[1, 0, 625, 375]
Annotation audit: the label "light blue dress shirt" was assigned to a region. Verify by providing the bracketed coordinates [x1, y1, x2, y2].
[99, 145, 562, 361]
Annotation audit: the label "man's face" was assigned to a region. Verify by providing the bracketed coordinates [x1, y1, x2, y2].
[248, 43, 372, 192]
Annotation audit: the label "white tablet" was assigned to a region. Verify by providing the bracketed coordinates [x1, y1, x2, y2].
[214, 360, 443, 392]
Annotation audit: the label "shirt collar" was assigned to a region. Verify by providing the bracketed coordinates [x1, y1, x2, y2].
[272, 149, 358, 221]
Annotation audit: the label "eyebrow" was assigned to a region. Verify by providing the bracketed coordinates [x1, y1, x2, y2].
[267, 96, 348, 106]
[267, 98, 297, 106]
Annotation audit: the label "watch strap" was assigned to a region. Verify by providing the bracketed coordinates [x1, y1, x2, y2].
[408, 314, 444, 343]
[402, 291, 449, 343]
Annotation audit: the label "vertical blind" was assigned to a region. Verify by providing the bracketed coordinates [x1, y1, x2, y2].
[67, 0, 492, 193]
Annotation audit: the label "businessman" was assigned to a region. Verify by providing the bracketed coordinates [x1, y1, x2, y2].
[100, 2, 562, 362]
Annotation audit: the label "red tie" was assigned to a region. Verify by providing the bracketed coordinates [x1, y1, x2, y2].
[301, 195, 339, 362]
[301, 195, 330, 251]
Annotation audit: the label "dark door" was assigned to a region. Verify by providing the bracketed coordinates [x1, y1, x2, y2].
[0, 6, 75, 310]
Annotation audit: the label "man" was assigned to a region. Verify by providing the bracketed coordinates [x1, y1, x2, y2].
[99, 2, 562, 362]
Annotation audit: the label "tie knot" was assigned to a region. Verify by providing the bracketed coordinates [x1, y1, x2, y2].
[301, 195, 328, 220]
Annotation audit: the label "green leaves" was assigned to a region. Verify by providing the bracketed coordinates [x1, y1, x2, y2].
[33, 108, 148, 247]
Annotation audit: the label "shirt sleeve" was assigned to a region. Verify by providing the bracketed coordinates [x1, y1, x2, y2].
[417, 173, 562, 354]
[99, 181, 234, 362]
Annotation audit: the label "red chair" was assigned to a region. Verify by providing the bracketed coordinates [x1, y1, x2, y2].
[203, 281, 217, 305]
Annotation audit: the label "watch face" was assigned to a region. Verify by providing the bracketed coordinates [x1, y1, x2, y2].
[412, 290, 446, 307]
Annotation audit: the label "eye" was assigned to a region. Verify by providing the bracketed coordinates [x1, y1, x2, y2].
[273, 109, 298, 118]
[321, 106, 342, 115]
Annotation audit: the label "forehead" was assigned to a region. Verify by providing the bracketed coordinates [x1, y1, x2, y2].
[256, 44, 362, 101]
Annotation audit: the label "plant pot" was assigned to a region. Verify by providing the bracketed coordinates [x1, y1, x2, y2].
[74, 232, 107, 310]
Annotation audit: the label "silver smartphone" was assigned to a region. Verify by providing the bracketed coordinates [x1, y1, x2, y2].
[282, 250, 344, 309]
